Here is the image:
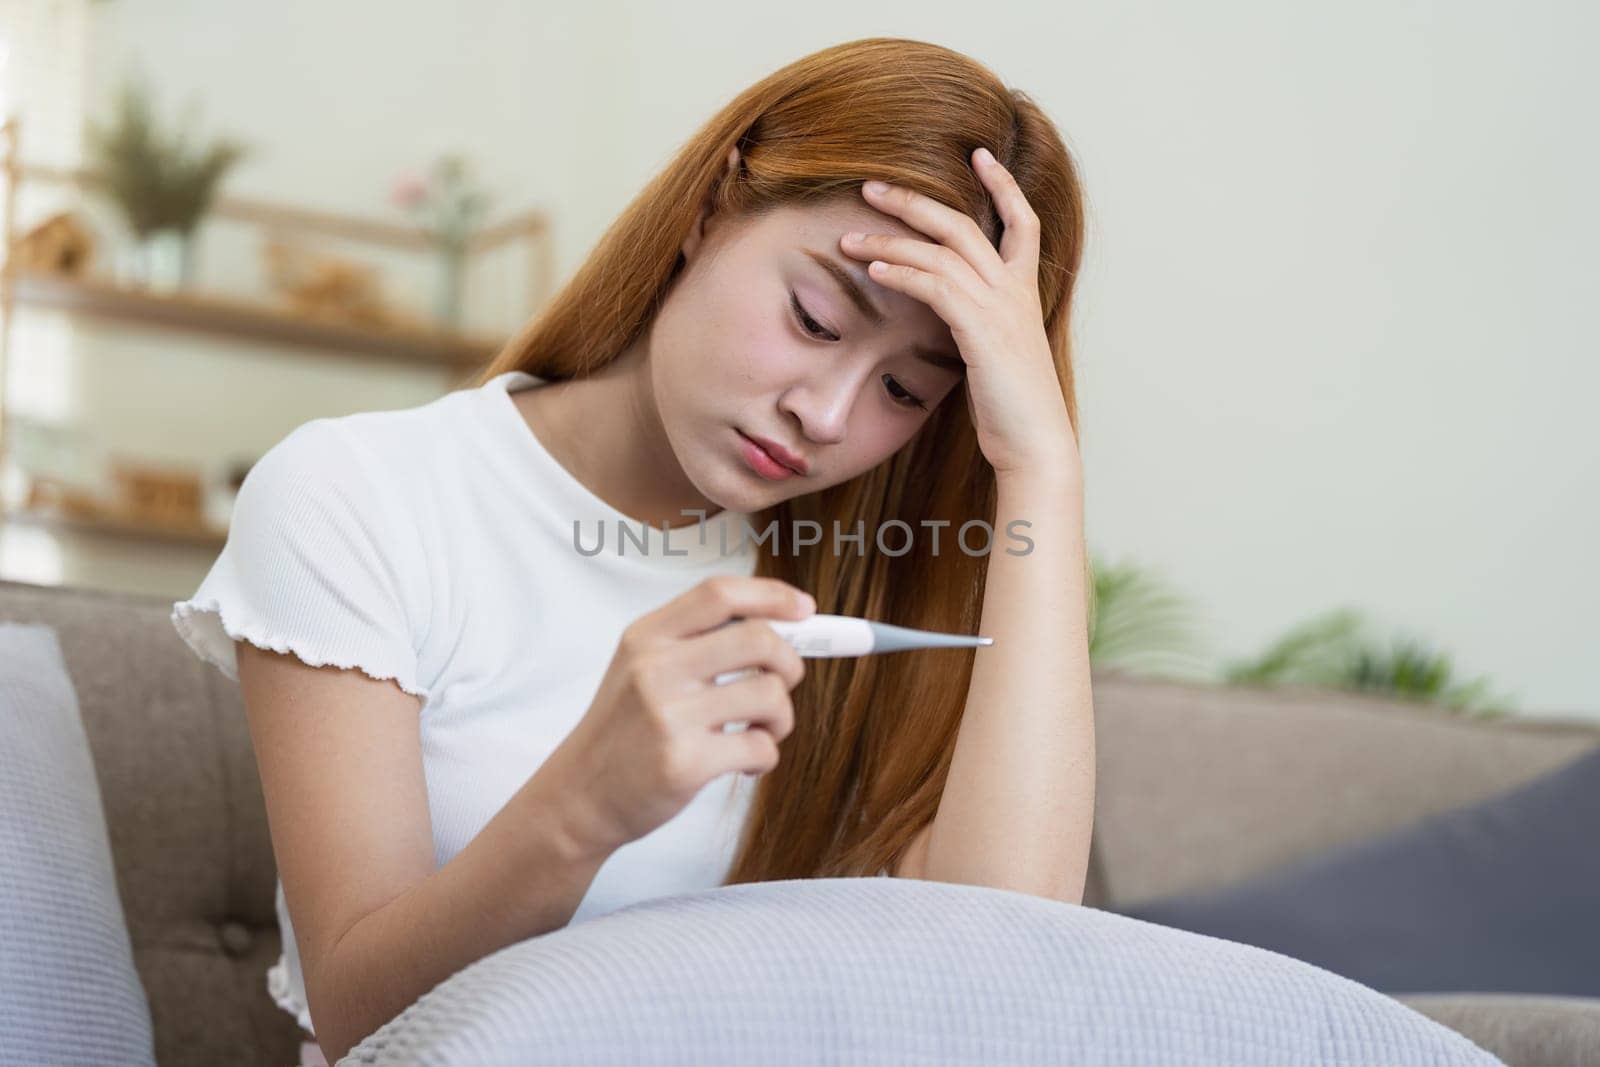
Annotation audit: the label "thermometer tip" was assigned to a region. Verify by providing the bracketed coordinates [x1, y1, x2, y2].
[978, 637, 994, 645]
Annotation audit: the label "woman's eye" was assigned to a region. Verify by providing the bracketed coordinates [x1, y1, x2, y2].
[883, 374, 927, 411]
[789, 291, 837, 341]
[790, 291, 925, 411]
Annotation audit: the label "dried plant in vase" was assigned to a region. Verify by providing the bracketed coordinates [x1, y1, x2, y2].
[83, 75, 249, 290]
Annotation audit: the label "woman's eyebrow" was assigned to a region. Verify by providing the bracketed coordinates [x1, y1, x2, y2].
[802, 248, 887, 328]
[800, 247, 965, 373]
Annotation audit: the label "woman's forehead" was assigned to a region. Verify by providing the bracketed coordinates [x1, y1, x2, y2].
[751, 201, 959, 350]
[763, 198, 928, 244]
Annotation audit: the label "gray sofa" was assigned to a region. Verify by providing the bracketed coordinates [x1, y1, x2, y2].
[2, 575, 1596, 1065]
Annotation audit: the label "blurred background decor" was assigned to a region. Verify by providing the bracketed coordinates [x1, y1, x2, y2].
[259, 236, 423, 332]
[1089, 557, 1514, 717]
[391, 153, 491, 330]
[83, 74, 248, 292]
[1087, 554, 1210, 680]
[1222, 607, 1512, 718]
[0, 95, 551, 596]
[12, 209, 94, 276]
[9, 409, 230, 541]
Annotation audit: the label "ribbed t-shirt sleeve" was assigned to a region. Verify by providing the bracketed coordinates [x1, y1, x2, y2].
[170, 418, 430, 700]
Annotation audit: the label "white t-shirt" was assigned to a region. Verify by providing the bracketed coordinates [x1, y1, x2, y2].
[170, 369, 765, 1037]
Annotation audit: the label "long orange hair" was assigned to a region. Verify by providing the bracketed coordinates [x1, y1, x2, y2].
[471, 37, 1087, 880]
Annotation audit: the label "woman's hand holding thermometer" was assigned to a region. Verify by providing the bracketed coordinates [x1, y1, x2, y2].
[710, 614, 994, 751]
[543, 576, 813, 857]
[544, 576, 994, 860]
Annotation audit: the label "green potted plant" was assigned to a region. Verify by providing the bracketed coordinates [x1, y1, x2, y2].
[83, 74, 248, 291]
[1083, 555, 1511, 718]
[1223, 607, 1511, 718]
[1086, 554, 1210, 680]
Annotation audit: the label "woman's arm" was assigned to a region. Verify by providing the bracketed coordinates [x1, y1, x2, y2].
[899, 469, 1094, 904]
[845, 153, 1095, 904]
[237, 641, 616, 1063]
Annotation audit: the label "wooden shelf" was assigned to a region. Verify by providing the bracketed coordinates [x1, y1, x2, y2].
[0, 115, 554, 555]
[2, 501, 228, 548]
[7, 268, 501, 369]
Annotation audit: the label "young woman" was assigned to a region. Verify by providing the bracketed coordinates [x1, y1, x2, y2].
[172, 36, 1093, 1065]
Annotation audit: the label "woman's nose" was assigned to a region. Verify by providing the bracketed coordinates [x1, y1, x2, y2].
[781, 369, 867, 445]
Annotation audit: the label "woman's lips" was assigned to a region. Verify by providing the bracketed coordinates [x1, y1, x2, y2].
[736, 429, 798, 480]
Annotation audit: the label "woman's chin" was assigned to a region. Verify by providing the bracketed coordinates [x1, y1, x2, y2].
[700, 475, 772, 515]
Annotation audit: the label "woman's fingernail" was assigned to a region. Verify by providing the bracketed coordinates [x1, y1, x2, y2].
[975, 147, 994, 165]
[863, 180, 889, 195]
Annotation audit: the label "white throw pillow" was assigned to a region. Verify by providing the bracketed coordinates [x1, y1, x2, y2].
[0, 622, 156, 1066]
[343, 876, 1501, 1065]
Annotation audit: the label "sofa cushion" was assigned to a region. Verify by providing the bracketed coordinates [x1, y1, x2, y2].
[1122, 743, 1600, 997]
[1397, 993, 1600, 1067]
[343, 876, 1501, 1065]
[1088, 671, 1600, 907]
[0, 622, 156, 1065]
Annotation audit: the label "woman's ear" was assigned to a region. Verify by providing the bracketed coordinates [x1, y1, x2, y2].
[682, 145, 743, 262]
